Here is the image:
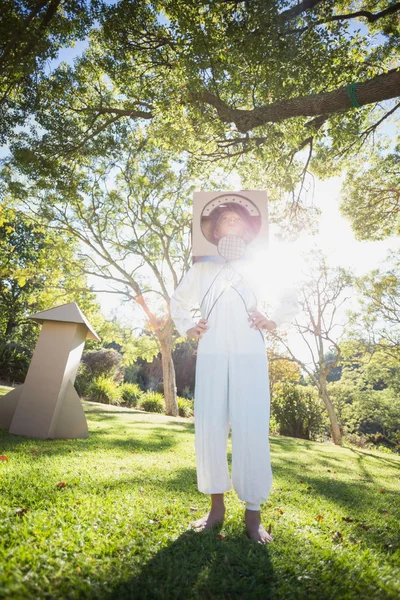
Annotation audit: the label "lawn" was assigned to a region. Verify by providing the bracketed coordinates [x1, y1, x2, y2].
[0, 385, 399, 599]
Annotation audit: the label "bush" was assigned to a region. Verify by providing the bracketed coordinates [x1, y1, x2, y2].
[120, 382, 144, 408]
[0, 341, 31, 383]
[177, 396, 194, 418]
[271, 383, 326, 440]
[124, 363, 145, 386]
[365, 432, 397, 450]
[87, 376, 122, 405]
[269, 414, 280, 435]
[329, 382, 400, 448]
[82, 348, 124, 381]
[182, 386, 194, 400]
[140, 391, 165, 413]
[74, 362, 93, 397]
[344, 432, 368, 449]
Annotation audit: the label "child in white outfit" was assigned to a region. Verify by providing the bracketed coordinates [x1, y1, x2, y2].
[170, 208, 298, 543]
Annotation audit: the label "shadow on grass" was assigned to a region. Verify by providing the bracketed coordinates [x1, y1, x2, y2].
[102, 521, 400, 600]
[102, 528, 275, 600]
[76, 465, 199, 496]
[0, 419, 193, 457]
[347, 445, 400, 467]
[85, 409, 194, 424]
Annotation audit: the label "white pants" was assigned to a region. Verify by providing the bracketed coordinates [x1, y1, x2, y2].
[194, 282, 273, 511]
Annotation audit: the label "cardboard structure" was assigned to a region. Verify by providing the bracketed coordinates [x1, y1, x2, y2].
[0, 302, 100, 439]
[192, 190, 269, 258]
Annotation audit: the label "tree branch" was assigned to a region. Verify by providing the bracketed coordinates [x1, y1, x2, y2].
[190, 69, 400, 133]
[290, 2, 400, 33]
[280, 0, 326, 20]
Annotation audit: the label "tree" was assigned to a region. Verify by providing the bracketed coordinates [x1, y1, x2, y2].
[340, 146, 400, 240]
[5, 141, 221, 415]
[4, 0, 400, 213]
[271, 382, 326, 441]
[350, 251, 400, 359]
[267, 344, 301, 393]
[3, 1, 399, 413]
[0, 205, 102, 346]
[329, 341, 400, 446]
[273, 251, 353, 445]
[0, 0, 101, 143]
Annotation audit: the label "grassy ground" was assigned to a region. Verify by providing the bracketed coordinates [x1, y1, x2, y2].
[0, 386, 399, 600]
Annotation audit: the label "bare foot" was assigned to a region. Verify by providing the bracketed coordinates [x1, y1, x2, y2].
[191, 506, 225, 531]
[245, 509, 273, 544]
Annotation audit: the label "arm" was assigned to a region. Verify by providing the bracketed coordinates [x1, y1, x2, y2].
[170, 261, 204, 337]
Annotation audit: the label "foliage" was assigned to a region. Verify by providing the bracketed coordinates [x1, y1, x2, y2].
[87, 375, 122, 405]
[271, 382, 327, 441]
[0, 0, 101, 143]
[140, 391, 165, 413]
[353, 388, 400, 443]
[2, 1, 399, 234]
[341, 146, 400, 240]
[324, 350, 342, 382]
[177, 396, 194, 418]
[82, 348, 124, 381]
[181, 385, 194, 400]
[120, 382, 144, 408]
[272, 250, 353, 445]
[172, 341, 197, 397]
[0, 205, 105, 349]
[120, 333, 161, 366]
[349, 252, 400, 359]
[328, 372, 400, 449]
[268, 353, 301, 392]
[74, 362, 93, 398]
[365, 432, 399, 453]
[2, 1, 400, 418]
[123, 362, 149, 389]
[0, 340, 31, 383]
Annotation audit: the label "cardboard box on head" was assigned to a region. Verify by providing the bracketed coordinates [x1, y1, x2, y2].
[192, 190, 269, 261]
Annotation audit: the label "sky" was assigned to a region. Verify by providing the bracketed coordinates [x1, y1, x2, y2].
[3, 31, 399, 366]
[82, 171, 399, 368]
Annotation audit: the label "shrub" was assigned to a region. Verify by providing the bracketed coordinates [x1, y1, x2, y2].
[182, 385, 194, 400]
[120, 382, 144, 408]
[271, 383, 326, 441]
[269, 414, 280, 435]
[87, 376, 122, 405]
[365, 432, 397, 450]
[0, 341, 31, 383]
[74, 362, 92, 397]
[124, 363, 144, 385]
[82, 348, 123, 380]
[344, 432, 368, 449]
[140, 391, 165, 413]
[177, 396, 194, 418]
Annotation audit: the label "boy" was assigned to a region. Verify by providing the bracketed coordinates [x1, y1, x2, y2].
[170, 206, 298, 543]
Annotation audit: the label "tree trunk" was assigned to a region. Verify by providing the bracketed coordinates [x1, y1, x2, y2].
[319, 379, 342, 446]
[160, 335, 178, 417]
[5, 318, 17, 337]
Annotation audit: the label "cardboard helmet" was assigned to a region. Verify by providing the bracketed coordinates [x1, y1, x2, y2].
[192, 191, 268, 259]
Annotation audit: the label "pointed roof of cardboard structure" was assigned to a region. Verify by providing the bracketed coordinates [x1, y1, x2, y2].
[28, 302, 101, 341]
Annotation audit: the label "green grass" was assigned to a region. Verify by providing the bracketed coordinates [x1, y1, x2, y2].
[0, 386, 399, 599]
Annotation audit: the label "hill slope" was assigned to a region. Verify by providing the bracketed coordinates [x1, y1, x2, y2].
[0, 391, 399, 599]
